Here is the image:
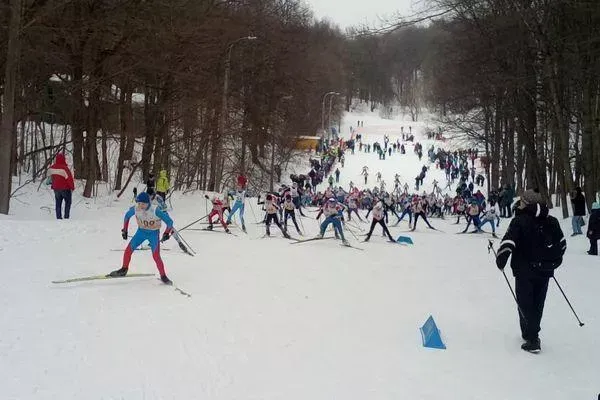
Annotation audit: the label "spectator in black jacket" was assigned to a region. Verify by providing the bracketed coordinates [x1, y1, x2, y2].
[495, 189, 566, 353]
[570, 187, 586, 236]
[586, 202, 600, 255]
[146, 172, 156, 196]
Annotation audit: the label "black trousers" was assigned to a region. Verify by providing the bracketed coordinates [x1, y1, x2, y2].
[284, 209, 300, 232]
[413, 212, 433, 229]
[366, 219, 394, 241]
[347, 208, 363, 221]
[266, 213, 286, 235]
[589, 238, 598, 255]
[515, 275, 550, 341]
[54, 189, 72, 219]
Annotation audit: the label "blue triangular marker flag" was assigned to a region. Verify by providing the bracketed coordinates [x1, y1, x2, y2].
[420, 315, 446, 349]
[396, 235, 414, 245]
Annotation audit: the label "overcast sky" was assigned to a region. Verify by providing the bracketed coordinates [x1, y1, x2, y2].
[304, 0, 418, 30]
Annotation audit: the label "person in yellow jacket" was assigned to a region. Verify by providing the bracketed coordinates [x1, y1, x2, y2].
[156, 170, 170, 201]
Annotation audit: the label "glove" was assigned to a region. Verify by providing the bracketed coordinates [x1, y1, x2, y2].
[204, 194, 209, 199]
[161, 228, 172, 242]
[496, 252, 509, 270]
[121, 229, 128, 240]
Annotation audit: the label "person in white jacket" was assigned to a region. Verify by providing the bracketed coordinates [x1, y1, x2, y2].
[364, 200, 395, 242]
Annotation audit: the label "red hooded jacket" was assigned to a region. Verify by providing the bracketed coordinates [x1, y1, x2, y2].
[48, 154, 75, 191]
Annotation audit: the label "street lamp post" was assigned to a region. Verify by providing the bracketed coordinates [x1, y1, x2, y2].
[270, 95, 293, 191]
[321, 91, 339, 136]
[215, 35, 257, 191]
[327, 93, 339, 140]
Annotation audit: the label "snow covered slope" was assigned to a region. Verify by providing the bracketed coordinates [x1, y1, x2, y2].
[0, 110, 598, 400]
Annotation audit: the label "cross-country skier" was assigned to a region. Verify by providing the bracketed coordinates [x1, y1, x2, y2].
[226, 184, 246, 232]
[282, 194, 302, 235]
[108, 192, 174, 284]
[316, 197, 348, 245]
[411, 196, 435, 231]
[257, 194, 291, 238]
[346, 192, 363, 222]
[364, 200, 395, 242]
[461, 199, 483, 233]
[479, 206, 500, 237]
[394, 195, 413, 225]
[290, 182, 306, 217]
[205, 194, 230, 233]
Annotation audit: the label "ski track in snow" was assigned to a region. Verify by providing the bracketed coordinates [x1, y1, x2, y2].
[0, 110, 599, 399]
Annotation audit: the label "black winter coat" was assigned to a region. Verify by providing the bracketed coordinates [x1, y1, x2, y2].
[496, 203, 566, 278]
[571, 191, 586, 216]
[587, 209, 600, 240]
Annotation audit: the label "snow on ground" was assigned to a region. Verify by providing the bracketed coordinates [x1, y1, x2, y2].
[0, 109, 599, 400]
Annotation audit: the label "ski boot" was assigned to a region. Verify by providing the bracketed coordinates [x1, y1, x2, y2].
[521, 338, 541, 353]
[283, 230, 291, 239]
[160, 275, 173, 285]
[225, 228, 230, 234]
[315, 232, 324, 239]
[107, 267, 128, 278]
[342, 239, 350, 246]
[242, 224, 247, 233]
[206, 225, 213, 231]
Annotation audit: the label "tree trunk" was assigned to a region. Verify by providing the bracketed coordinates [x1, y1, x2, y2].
[82, 87, 99, 198]
[581, 76, 598, 208]
[114, 85, 129, 190]
[72, 63, 85, 179]
[207, 108, 219, 191]
[101, 128, 108, 183]
[141, 86, 156, 180]
[0, 0, 22, 214]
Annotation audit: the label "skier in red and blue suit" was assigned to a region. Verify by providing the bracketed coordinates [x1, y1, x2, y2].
[108, 192, 174, 284]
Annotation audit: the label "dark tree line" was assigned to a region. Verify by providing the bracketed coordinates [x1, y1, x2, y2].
[0, 0, 346, 212]
[1, 0, 598, 217]
[341, 0, 600, 216]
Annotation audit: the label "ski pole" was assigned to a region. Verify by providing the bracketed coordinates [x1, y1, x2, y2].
[171, 231, 192, 255]
[178, 215, 208, 232]
[173, 229, 196, 254]
[488, 240, 527, 325]
[247, 198, 258, 223]
[343, 220, 360, 241]
[297, 211, 306, 233]
[552, 277, 585, 327]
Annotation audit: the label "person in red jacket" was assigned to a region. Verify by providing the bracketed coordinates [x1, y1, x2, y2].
[47, 153, 75, 219]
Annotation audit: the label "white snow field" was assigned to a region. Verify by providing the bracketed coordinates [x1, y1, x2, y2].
[1, 110, 599, 400]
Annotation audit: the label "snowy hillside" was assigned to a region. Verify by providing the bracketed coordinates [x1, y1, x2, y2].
[0, 110, 598, 400]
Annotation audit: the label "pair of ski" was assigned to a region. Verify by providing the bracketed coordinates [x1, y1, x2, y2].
[290, 236, 364, 251]
[193, 227, 239, 237]
[51, 273, 192, 297]
[258, 233, 299, 241]
[456, 230, 498, 238]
